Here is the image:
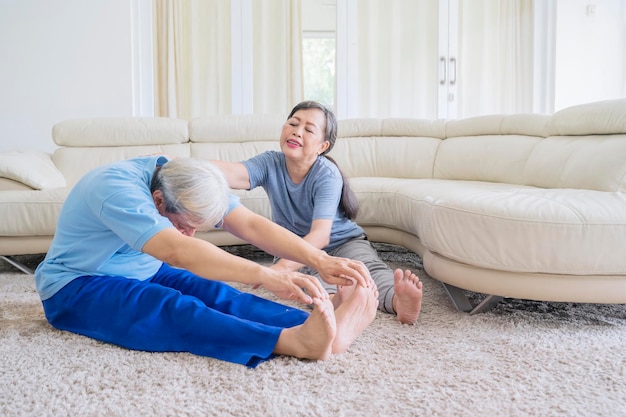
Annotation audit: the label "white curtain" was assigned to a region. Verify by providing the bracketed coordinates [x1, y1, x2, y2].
[153, 0, 231, 119]
[252, 1, 303, 115]
[153, 0, 535, 120]
[458, 0, 535, 116]
[153, 0, 302, 119]
[346, 0, 534, 119]
[350, 0, 440, 119]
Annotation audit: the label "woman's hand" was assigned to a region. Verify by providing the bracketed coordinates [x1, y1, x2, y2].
[314, 253, 373, 288]
[259, 269, 329, 305]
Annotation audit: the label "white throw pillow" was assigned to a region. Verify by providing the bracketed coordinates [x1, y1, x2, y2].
[0, 151, 66, 190]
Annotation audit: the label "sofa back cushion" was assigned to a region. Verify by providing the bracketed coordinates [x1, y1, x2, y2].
[189, 115, 282, 162]
[331, 135, 440, 179]
[433, 114, 548, 185]
[548, 98, 626, 136]
[50, 98, 626, 193]
[53, 117, 188, 147]
[189, 103, 626, 193]
[190, 116, 443, 179]
[522, 134, 626, 192]
[432, 101, 626, 192]
[54, 145, 191, 188]
[52, 118, 190, 187]
[331, 118, 443, 179]
[522, 99, 626, 192]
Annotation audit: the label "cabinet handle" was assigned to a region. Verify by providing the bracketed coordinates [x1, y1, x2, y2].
[449, 57, 457, 86]
[440, 56, 447, 85]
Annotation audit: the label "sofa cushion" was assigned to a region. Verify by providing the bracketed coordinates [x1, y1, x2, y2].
[0, 178, 34, 191]
[231, 187, 272, 219]
[433, 134, 540, 184]
[421, 182, 626, 275]
[549, 98, 626, 136]
[0, 188, 68, 236]
[332, 136, 440, 179]
[190, 115, 285, 143]
[352, 177, 626, 276]
[523, 134, 626, 192]
[445, 113, 551, 138]
[340, 118, 447, 139]
[352, 178, 434, 241]
[191, 142, 279, 163]
[0, 151, 66, 190]
[53, 117, 189, 147]
[53, 144, 191, 188]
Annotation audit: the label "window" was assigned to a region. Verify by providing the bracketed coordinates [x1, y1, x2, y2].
[302, 0, 337, 108]
[302, 34, 336, 107]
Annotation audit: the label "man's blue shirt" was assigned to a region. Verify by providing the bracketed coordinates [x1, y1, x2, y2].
[35, 156, 240, 300]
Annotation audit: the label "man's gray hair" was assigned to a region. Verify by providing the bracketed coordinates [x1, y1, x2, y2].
[152, 157, 230, 231]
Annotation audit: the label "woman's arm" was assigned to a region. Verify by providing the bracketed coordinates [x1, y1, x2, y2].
[210, 160, 251, 190]
[222, 206, 370, 288]
[271, 218, 332, 273]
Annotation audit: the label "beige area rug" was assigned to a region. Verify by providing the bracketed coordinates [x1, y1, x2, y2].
[1, 244, 626, 417]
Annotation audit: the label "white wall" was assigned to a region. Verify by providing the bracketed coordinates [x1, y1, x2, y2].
[0, 0, 136, 153]
[554, 0, 626, 111]
[2, 0, 623, 155]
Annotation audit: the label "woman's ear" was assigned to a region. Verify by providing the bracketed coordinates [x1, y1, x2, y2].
[318, 141, 330, 155]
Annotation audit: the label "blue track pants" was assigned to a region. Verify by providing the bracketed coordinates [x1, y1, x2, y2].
[42, 263, 309, 367]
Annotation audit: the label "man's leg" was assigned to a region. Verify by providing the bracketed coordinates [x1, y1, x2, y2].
[150, 263, 308, 327]
[42, 274, 307, 367]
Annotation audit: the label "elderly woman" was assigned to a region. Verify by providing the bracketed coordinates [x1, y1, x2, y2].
[35, 156, 378, 368]
[213, 101, 422, 325]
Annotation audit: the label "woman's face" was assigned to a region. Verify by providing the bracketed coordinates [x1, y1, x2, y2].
[280, 108, 329, 164]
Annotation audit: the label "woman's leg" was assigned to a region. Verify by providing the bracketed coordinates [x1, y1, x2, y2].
[330, 238, 395, 313]
[42, 273, 308, 367]
[300, 238, 395, 313]
[330, 238, 423, 324]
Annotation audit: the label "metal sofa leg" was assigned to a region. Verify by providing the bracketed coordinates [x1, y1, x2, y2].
[441, 282, 503, 315]
[0, 256, 34, 274]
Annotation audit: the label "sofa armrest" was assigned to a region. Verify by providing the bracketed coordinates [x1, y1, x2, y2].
[0, 151, 66, 190]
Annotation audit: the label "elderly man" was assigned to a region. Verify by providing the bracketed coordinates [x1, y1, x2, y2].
[35, 156, 378, 367]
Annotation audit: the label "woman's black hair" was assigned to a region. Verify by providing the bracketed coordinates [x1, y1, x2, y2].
[288, 101, 359, 220]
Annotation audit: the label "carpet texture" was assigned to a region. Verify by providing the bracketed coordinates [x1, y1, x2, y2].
[1, 244, 625, 417]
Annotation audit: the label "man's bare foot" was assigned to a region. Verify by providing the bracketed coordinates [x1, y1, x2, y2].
[392, 269, 423, 325]
[274, 297, 336, 361]
[332, 282, 379, 354]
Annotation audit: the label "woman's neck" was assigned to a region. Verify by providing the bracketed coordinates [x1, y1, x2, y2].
[285, 156, 317, 185]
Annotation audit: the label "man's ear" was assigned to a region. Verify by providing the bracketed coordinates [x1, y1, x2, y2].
[152, 190, 165, 211]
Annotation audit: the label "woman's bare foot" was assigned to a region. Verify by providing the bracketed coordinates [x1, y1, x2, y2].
[330, 282, 358, 309]
[332, 282, 379, 354]
[273, 297, 336, 361]
[392, 269, 423, 325]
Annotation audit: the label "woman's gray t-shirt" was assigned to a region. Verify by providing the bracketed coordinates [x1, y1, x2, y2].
[243, 151, 363, 251]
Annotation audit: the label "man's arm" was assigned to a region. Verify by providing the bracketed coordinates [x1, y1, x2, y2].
[141, 227, 327, 304]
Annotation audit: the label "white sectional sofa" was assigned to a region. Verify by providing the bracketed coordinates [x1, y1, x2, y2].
[2, 99, 626, 313]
